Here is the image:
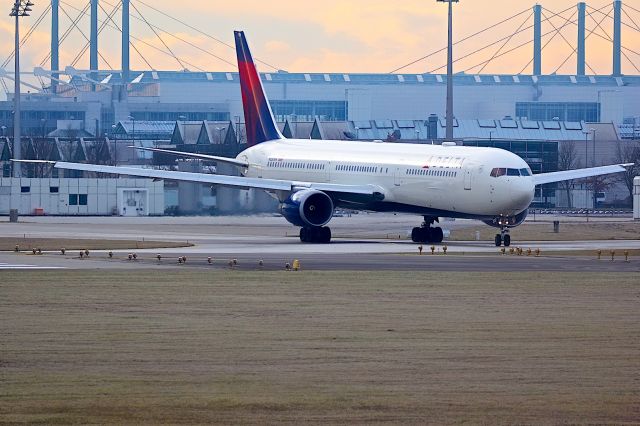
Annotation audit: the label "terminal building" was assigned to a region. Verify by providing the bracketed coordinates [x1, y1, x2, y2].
[0, 0, 638, 216]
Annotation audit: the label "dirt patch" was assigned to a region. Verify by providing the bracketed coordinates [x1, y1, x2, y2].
[1, 270, 638, 424]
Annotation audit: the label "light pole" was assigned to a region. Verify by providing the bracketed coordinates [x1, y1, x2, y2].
[10, 0, 33, 177]
[127, 115, 135, 144]
[583, 129, 589, 211]
[111, 124, 117, 166]
[489, 130, 494, 142]
[590, 128, 596, 167]
[437, 0, 458, 142]
[291, 114, 297, 138]
[590, 127, 597, 209]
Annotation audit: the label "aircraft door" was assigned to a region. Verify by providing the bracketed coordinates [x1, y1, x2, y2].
[464, 169, 472, 190]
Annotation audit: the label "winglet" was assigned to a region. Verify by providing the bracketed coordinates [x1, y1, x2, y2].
[235, 31, 283, 146]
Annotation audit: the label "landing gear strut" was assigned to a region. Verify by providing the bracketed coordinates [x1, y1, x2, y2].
[494, 227, 511, 247]
[411, 216, 444, 244]
[300, 226, 332, 243]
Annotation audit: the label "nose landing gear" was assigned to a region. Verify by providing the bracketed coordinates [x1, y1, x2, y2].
[411, 216, 444, 244]
[494, 227, 511, 247]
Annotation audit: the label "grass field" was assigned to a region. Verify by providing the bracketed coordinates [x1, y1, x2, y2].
[1, 270, 638, 424]
[448, 221, 640, 242]
[0, 238, 191, 252]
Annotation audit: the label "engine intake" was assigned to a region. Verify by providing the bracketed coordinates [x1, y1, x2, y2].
[281, 189, 334, 228]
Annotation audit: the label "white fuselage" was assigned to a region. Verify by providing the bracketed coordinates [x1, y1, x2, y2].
[239, 139, 535, 220]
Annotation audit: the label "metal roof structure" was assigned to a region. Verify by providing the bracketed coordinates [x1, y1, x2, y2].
[72, 72, 640, 88]
[114, 120, 175, 137]
[440, 118, 591, 141]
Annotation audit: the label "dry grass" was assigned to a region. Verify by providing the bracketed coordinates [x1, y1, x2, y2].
[1, 270, 638, 424]
[450, 220, 640, 242]
[0, 237, 191, 252]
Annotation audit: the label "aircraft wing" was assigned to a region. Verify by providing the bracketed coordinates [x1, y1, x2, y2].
[532, 163, 633, 186]
[43, 161, 383, 197]
[131, 146, 249, 168]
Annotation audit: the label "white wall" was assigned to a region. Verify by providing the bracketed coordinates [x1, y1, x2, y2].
[0, 178, 164, 216]
[152, 79, 640, 124]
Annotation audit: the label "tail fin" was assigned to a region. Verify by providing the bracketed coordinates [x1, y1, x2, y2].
[235, 31, 283, 146]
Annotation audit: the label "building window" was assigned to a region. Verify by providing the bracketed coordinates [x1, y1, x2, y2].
[69, 194, 78, 205]
[79, 194, 88, 205]
[50, 186, 59, 193]
[20, 186, 30, 193]
[516, 102, 600, 122]
[271, 100, 348, 122]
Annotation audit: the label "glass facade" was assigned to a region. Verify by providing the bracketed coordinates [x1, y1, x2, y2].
[516, 102, 600, 122]
[0, 110, 86, 137]
[129, 111, 229, 122]
[271, 100, 347, 122]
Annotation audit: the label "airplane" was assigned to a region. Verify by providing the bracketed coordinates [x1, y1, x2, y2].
[17, 31, 632, 247]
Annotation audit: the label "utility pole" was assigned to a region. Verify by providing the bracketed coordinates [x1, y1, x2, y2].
[10, 0, 33, 178]
[438, 0, 458, 142]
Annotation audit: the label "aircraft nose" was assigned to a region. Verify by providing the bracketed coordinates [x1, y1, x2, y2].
[510, 179, 535, 211]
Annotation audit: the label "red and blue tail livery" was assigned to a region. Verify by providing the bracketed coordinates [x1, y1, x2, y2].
[235, 31, 283, 146]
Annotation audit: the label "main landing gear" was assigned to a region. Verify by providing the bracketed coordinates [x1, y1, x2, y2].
[411, 216, 444, 244]
[300, 226, 332, 243]
[494, 227, 511, 247]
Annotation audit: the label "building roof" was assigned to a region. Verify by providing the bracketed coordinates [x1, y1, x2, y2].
[171, 121, 203, 144]
[114, 120, 175, 137]
[76, 71, 640, 88]
[441, 118, 591, 141]
[200, 121, 234, 145]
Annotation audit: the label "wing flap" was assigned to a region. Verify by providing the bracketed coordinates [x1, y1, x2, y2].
[49, 161, 383, 197]
[533, 164, 632, 186]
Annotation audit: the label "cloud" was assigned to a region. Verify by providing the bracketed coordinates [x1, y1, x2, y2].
[1, 0, 636, 75]
[264, 40, 290, 54]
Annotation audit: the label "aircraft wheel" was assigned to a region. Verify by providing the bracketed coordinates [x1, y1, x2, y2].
[300, 227, 309, 243]
[433, 227, 444, 243]
[320, 227, 332, 244]
[503, 234, 511, 247]
[411, 227, 422, 243]
[495, 234, 502, 247]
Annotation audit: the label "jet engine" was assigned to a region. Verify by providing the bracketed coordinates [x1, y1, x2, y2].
[280, 189, 334, 228]
[483, 209, 528, 228]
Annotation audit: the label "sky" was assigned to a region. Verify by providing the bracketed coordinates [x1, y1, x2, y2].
[1, 0, 639, 77]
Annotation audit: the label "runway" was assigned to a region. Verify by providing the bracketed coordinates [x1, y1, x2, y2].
[1, 214, 639, 271]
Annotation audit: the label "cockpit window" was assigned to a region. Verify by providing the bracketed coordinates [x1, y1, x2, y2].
[491, 167, 530, 177]
[490, 168, 507, 177]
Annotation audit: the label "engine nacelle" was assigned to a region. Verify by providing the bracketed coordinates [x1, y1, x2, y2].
[280, 189, 334, 228]
[483, 209, 528, 228]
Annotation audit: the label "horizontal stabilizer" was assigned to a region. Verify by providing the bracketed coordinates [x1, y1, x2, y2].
[130, 146, 249, 168]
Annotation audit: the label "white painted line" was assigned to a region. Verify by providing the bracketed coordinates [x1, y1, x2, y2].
[0, 263, 66, 270]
